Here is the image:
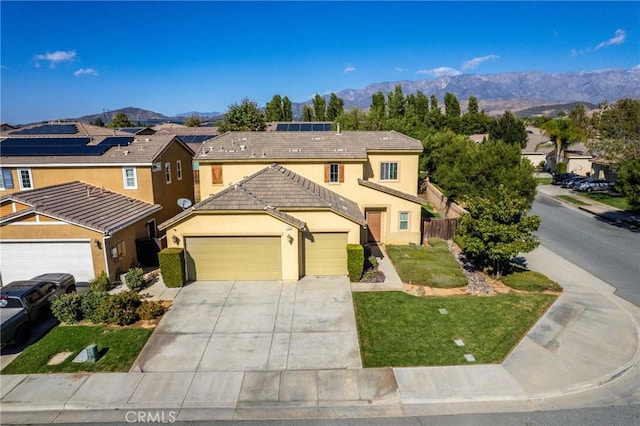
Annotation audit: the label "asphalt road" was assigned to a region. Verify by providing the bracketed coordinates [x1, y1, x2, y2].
[531, 192, 640, 306]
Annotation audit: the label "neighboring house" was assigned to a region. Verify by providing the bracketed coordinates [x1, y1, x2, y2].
[0, 122, 195, 235]
[265, 122, 333, 132]
[522, 127, 553, 170]
[0, 182, 161, 284]
[590, 157, 619, 182]
[545, 143, 593, 176]
[160, 130, 424, 281]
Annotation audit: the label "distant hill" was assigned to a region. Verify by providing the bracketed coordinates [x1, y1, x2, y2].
[515, 102, 599, 118]
[63, 69, 639, 125]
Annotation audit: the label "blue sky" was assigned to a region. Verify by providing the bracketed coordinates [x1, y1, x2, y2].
[1, 1, 638, 124]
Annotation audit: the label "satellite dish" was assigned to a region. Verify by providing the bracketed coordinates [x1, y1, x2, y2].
[177, 198, 193, 209]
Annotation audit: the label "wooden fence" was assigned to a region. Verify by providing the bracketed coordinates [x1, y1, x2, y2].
[422, 217, 460, 242]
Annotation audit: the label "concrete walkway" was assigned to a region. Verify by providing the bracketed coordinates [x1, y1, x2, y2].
[1, 246, 638, 423]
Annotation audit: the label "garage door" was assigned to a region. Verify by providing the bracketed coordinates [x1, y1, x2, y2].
[0, 240, 94, 284]
[185, 236, 282, 281]
[304, 232, 348, 276]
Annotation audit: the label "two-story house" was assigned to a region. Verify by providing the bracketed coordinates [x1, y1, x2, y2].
[0, 122, 195, 283]
[159, 130, 424, 281]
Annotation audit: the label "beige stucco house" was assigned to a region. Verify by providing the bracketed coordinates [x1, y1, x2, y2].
[160, 130, 425, 281]
[0, 182, 161, 284]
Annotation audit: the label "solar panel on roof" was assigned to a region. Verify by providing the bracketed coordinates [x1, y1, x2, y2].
[275, 124, 288, 131]
[0, 137, 90, 147]
[12, 124, 78, 135]
[178, 135, 215, 144]
[300, 123, 312, 131]
[98, 136, 135, 148]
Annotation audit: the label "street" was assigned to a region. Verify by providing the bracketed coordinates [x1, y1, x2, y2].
[532, 191, 640, 306]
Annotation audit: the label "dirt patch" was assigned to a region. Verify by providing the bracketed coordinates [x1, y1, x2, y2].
[47, 351, 73, 365]
[403, 275, 561, 298]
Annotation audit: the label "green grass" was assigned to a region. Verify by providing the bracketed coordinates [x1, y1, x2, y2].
[556, 195, 589, 206]
[535, 177, 553, 185]
[582, 193, 635, 211]
[386, 240, 467, 288]
[421, 204, 440, 218]
[1, 325, 153, 374]
[502, 270, 563, 292]
[353, 291, 557, 367]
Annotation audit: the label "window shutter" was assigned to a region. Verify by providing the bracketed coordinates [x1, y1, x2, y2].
[324, 164, 330, 183]
[339, 164, 344, 183]
[212, 165, 223, 184]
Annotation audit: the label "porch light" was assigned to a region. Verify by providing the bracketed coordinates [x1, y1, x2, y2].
[172, 235, 180, 245]
[287, 234, 294, 244]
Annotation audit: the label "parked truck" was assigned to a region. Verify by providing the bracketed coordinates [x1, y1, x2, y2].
[1, 273, 75, 348]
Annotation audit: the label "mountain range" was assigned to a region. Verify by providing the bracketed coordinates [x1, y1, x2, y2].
[76, 69, 639, 125]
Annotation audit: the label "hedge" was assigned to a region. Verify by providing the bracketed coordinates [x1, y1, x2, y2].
[158, 247, 185, 288]
[347, 244, 364, 282]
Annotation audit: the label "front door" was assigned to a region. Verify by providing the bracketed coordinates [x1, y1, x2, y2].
[366, 211, 382, 242]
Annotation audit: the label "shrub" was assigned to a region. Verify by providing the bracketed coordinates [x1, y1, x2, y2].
[81, 291, 110, 323]
[137, 301, 166, 320]
[158, 248, 185, 288]
[346, 244, 364, 282]
[95, 291, 142, 325]
[125, 267, 147, 292]
[89, 271, 112, 293]
[554, 162, 567, 174]
[50, 293, 83, 324]
[502, 271, 563, 292]
[360, 269, 386, 283]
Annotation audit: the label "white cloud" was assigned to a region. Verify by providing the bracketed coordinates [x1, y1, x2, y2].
[74, 68, 98, 76]
[394, 67, 405, 74]
[595, 29, 626, 50]
[462, 55, 499, 70]
[344, 65, 356, 74]
[417, 67, 461, 78]
[34, 50, 76, 68]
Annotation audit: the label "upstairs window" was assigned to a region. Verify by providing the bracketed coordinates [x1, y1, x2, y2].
[324, 163, 344, 183]
[17, 169, 33, 190]
[211, 165, 223, 184]
[176, 160, 183, 181]
[165, 162, 172, 184]
[123, 167, 137, 189]
[380, 162, 398, 181]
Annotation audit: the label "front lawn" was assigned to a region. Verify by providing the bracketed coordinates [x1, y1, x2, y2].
[583, 192, 636, 212]
[1, 325, 152, 374]
[556, 195, 589, 206]
[353, 291, 556, 367]
[535, 177, 553, 185]
[502, 270, 563, 292]
[386, 240, 467, 288]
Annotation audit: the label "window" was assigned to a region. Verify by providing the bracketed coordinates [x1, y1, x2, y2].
[211, 165, 223, 184]
[380, 162, 398, 181]
[176, 160, 183, 181]
[123, 167, 137, 189]
[324, 163, 344, 183]
[0, 169, 14, 190]
[165, 162, 172, 184]
[399, 212, 409, 230]
[17, 169, 33, 190]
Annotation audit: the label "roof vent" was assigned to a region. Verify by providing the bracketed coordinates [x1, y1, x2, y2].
[261, 150, 266, 158]
[289, 148, 302, 152]
[380, 136, 390, 140]
[240, 144, 246, 151]
[145, 138, 150, 142]
[335, 148, 346, 152]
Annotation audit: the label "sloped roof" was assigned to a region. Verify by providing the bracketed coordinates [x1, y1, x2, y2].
[1, 181, 162, 234]
[357, 179, 425, 204]
[193, 131, 422, 162]
[160, 164, 366, 230]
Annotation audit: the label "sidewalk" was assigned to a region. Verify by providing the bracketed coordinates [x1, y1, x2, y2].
[1, 246, 638, 423]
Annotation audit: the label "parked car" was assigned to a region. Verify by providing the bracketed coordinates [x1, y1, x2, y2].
[552, 172, 579, 185]
[575, 179, 614, 193]
[560, 176, 590, 189]
[1, 274, 75, 348]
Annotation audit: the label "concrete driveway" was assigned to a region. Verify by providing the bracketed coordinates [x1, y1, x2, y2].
[132, 276, 362, 372]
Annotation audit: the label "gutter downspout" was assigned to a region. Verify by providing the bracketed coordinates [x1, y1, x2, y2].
[102, 234, 112, 281]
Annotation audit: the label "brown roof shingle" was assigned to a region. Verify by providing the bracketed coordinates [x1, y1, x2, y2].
[1, 181, 162, 234]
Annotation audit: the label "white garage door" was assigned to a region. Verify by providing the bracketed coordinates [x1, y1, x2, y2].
[0, 240, 94, 285]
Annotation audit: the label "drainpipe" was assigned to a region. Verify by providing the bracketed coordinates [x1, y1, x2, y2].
[102, 234, 112, 281]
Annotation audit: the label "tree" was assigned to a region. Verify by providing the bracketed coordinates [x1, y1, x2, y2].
[467, 96, 479, 115]
[265, 95, 284, 122]
[444, 92, 461, 118]
[282, 96, 293, 121]
[489, 111, 528, 148]
[218, 97, 266, 132]
[458, 187, 541, 278]
[184, 114, 201, 127]
[367, 91, 386, 130]
[302, 105, 314, 122]
[387, 85, 405, 120]
[615, 158, 640, 209]
[93, 117, 105, 127]
[334, 108, 364, 130]
[326, 93, 344, 121]
[312, 94, 326, 121]
[588, 98, 640, 162]
[539, 117, 584, 169]
[107, 112, 134, 128]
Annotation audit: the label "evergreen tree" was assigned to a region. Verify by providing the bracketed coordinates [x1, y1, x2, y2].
[218, 97, 266, 132]
[302, 105, 314, 122]
[282, 96, 293, 121]
[489, 111, 528, 148]
[387, 85, 405, 120]
[368, 91, 387, 130]
[265, 95, 284, 122]
[107, 112, 134, 128]
[326, 93, 344, 121]
[184, 114, 201, 127]
[312, 94, 326, 121]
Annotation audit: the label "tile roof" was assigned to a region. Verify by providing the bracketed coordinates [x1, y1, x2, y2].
[1, 181, 162, 234]
[1, 134, 193, 165]
[193, 131, 422, 162]
[357, 179, 425, 204]
[159, 164, 366, 230]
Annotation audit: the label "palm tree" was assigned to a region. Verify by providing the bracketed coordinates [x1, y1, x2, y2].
[538, 118, 585, 171]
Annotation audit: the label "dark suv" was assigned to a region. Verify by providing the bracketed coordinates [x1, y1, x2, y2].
[552, 172, 579, 185]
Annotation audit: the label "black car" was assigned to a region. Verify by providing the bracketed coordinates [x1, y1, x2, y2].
[552, 172, 579, 185]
